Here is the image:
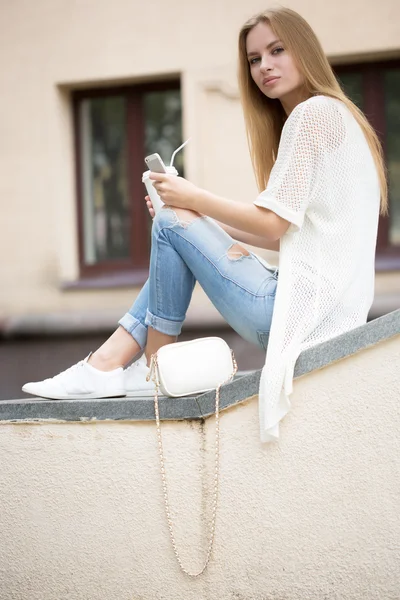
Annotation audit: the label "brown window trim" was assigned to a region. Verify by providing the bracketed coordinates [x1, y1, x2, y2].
[333, 60, 400, 271]
[61, 269, 149, 291]
[73, 80, 180, 280]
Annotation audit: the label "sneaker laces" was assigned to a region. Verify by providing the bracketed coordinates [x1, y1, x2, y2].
[125, 356, 148, 373]
[43, 360, 85, 383]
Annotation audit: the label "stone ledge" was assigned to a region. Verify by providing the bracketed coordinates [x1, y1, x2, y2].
[1, 309, 399, 423]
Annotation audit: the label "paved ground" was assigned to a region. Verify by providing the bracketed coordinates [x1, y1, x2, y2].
[0, 327, 265, 401]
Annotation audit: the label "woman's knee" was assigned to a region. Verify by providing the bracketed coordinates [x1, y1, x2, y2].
[168, 207, 202, 226]
[153, 206, 202, 231]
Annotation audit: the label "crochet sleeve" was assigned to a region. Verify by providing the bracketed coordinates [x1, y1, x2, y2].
[254, 97, 345, 232]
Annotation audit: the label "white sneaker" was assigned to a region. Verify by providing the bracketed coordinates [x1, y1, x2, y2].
[22, 355, 125, 400]
[124, 354, 157, 397]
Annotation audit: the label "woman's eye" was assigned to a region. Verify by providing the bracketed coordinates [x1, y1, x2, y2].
[249, 57, 261, 65]
[272, 47, 284, 55]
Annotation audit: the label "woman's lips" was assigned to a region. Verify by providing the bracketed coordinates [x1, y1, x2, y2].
[263, 77, 280, 86]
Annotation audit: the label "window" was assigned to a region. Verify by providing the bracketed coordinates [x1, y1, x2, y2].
[334, 60, 400, 270]
[73, 82, 183, 282]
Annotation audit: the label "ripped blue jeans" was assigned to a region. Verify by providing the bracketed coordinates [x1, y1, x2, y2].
[118, 207, 278, 351]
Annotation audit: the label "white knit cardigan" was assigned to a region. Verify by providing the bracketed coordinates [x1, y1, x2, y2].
[254, 95, 380, 443]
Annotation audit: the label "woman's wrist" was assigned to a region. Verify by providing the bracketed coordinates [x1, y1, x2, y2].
[192, 188, 222, 214]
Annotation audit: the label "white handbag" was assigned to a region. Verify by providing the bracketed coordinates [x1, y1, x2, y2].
[146, 336, 237, 577]
[148, 336, 236, 397]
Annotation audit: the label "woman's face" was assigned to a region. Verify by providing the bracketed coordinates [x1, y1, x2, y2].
[246, 21, 306, 114]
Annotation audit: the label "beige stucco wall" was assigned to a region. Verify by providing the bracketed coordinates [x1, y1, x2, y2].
[0, 335, 399, 600]
[0, 0, 399, 324]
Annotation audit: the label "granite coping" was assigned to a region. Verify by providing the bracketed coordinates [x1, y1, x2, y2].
[1, 309, 399, 424]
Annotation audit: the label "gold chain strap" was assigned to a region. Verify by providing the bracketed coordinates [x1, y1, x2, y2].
[150, 350, 237, 577]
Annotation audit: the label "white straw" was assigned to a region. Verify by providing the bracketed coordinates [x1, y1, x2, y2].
[170, 138, 191, 167]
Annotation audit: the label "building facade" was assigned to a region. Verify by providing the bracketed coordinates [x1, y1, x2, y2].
[0, 0, 399, 345]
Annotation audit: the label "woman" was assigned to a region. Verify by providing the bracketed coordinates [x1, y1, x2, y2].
[22, 7, 387, 442]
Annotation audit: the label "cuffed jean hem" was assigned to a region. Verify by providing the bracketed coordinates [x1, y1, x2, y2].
[145, 309, 184, 336]
[118, 313, 148, 350]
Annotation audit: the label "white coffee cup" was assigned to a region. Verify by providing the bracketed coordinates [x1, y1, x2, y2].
[142, 166, 178, 215]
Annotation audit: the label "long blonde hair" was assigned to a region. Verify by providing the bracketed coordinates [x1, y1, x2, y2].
[238, 7, 388, 215]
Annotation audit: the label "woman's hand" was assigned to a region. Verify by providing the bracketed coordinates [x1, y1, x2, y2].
[145, 195, 155, 218]
[149, 173, 201, 210]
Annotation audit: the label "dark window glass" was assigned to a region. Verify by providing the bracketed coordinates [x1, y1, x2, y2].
[74, 82, 182, 278]
[80, 96, 129, 264]
[143, 89, 183, 242]
[337, 72, 364, 109]
[143, 89, 183, 173]
[384, 69, 400, 246]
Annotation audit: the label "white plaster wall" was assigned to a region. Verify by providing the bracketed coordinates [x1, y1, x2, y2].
[0, 336, 399, 600]
[0, 0, 399, 321]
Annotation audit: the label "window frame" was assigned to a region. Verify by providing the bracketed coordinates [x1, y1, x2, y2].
[333, 59, 400, 271]
[72, 80, 181, 282]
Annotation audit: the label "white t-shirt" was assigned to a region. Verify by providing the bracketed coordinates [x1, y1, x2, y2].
[254, 95, 380, 443]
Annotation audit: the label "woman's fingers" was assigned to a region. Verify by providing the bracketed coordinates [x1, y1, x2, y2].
[145, 196, 155, 218]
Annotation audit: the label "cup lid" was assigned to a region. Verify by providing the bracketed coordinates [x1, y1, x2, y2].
[142, 166, 178, 181]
